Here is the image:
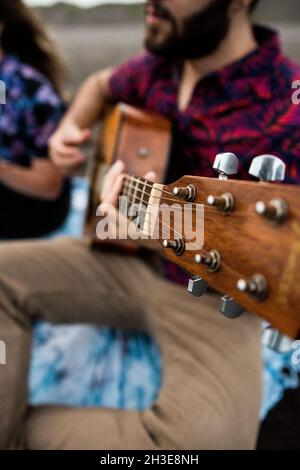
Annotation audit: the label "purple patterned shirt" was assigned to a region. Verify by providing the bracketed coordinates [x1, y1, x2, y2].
[109, 25, 300, 285]
[0, 54, 64, 167]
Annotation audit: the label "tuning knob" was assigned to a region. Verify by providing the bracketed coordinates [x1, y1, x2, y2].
[255, 198, 289, 224]
[236, 274, 268, 301]
[163, 239, 185, 256]
[262, 326, 293, 353]
[219, 295, 245, 319]
[187, 277, 208, 297]
[249, 155, 286, 182]
[213, 153, 239, 180]
[207, 192, 235, 213]
[194, 250, 221, 273]
[172, 184, 197, 202]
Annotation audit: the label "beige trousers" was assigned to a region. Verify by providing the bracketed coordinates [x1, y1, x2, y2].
[0, 237, 262, 450]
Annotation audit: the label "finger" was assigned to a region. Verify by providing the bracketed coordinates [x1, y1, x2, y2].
[102, 173, 126, 206]
[143, 171, 157, 182]
[51, 143, 83, 157]
[59, 155, 86, 168]
[52, 151, 86, 164]
[102, 160, 125, 195]
[110, 160, 125, 177]
[64, 127, 91, 146]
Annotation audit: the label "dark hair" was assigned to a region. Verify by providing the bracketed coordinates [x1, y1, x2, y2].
[0, 0, 65, 94]
[250, 0, 261, 12]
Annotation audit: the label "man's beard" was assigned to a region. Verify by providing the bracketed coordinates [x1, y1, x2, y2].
[144, 0, 232, 60]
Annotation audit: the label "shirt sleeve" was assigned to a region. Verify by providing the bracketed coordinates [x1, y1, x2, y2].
[21, 79, 65, 160]
[108, 52, 152, 108]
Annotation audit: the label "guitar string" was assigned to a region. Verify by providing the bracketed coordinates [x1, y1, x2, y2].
[122, 183, 255, 218]
[123, 192, 256, 282]
[124, 175, 174, 197]
[124, 175, 254, 212]
[124, 198, 246, 281]
[98, 177, 269, 285]
[125, 193, 184, 240]
[123, 180, 200, 240]
[123, 175, 275, 218]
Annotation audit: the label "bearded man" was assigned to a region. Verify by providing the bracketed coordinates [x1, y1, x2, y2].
[0, 0, 299, 450]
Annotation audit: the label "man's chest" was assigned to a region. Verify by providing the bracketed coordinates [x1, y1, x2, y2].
[139, 75, 291, 180]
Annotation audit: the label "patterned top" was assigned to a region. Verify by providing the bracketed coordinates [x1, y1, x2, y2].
[0, 54, 65, 166]
[109, 25, 300, 285]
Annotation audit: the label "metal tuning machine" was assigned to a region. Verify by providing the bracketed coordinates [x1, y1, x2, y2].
[172, 184, 197, 202]
[236, 274, 269, 301]
[206, 153, 238, 213]
[194, 250, 221, 273]
[162, 239, 185, 256]
[250, 155, 289, 224]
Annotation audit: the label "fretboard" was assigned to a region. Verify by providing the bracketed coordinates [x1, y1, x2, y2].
[121, 175, 153, 226]
[122, 175, 153, 205]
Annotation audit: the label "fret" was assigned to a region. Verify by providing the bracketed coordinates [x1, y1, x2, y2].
[131, 177, 140, 207]
[122, 175, 153, 228]
[138, 179, 151, 229]
[138, 179, 146, 228]
[122, 178, 129, 197]
[126, 177, 134, 202]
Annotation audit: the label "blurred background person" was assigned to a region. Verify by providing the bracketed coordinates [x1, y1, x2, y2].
[0, 0, 70, 239]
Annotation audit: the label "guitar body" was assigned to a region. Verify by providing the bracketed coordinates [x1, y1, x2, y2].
[85, 103, 172, 252]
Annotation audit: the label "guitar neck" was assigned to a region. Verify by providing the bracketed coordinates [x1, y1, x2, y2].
[121, 175, 154, 209]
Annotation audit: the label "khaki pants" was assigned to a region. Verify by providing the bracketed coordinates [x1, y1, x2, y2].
[0, 237, 262, 450]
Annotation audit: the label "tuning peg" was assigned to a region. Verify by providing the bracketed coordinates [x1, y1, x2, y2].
[219, 295, 245, 319]
[213, 153, 239, 180]
[236, 274, 268, 301]
[162, 239, 185, 256]
[194, 250, 221, 273]
[249, 155, 286, 182]
[262, 326, 293, 353]
[206, 192, 235, 213]
[187, 276, 208, 297]
[172, 184, 197, 202]
[255, 198, 289, 224]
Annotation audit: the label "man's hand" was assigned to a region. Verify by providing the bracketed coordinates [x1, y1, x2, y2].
[100, 160, 127, 207]
[100, 160, 156, 207]
[49, 120, 91, 176]
[98, 160, 158, 249]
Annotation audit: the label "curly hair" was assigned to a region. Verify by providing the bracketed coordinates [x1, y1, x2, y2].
[0, 0, 65, 94]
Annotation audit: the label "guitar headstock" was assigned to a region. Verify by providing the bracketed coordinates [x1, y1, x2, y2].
[157, 153, 300, 342]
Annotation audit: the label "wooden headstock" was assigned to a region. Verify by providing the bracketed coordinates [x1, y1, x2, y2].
[157, 165, 300, 339]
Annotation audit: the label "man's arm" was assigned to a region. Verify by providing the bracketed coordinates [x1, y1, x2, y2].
[49, 68, 114, 176]
[61, 68, 113, 129]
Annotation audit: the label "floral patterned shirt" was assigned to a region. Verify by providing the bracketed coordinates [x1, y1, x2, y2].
[0, 54, 64, 167]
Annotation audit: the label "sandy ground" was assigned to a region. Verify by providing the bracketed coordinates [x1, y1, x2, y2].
[48, 22, 300, 92]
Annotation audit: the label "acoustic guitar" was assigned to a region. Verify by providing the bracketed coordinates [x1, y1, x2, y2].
[86, 103, 300, 343]
[85, 102, 172, 245]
